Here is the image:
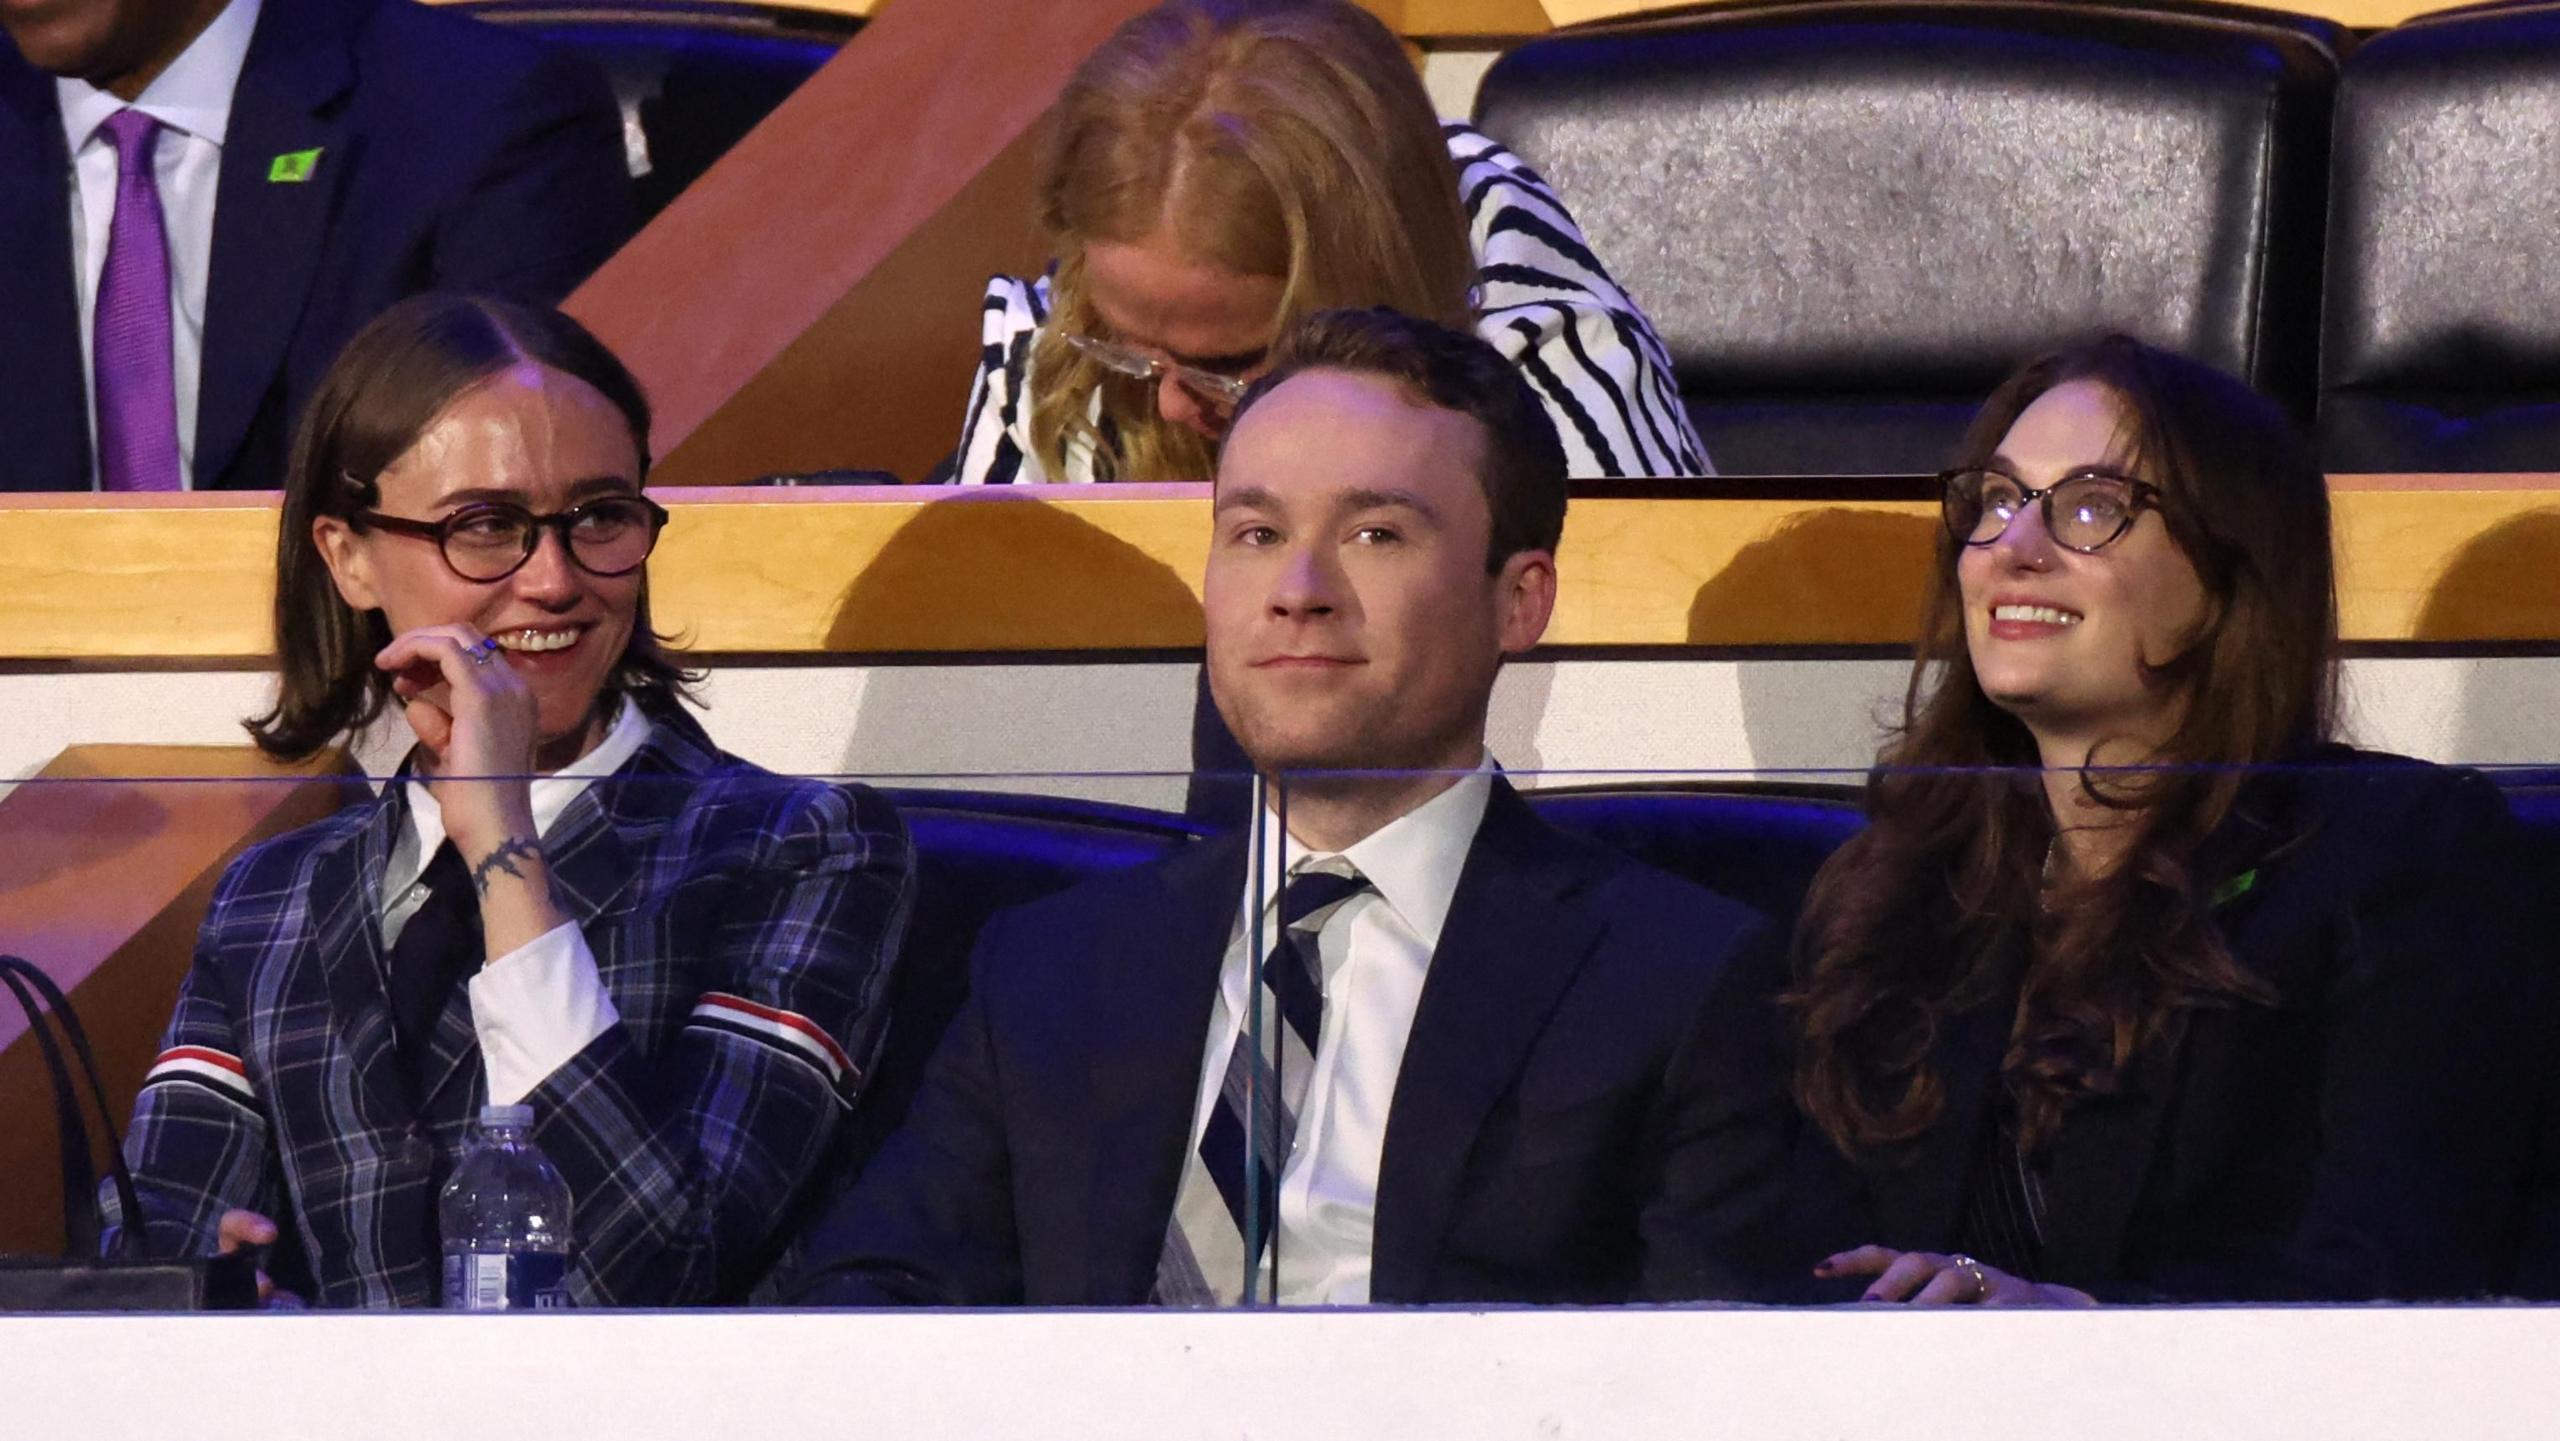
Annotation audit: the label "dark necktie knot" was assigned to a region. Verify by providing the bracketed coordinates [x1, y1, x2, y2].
[1277, 868, 1369, 931]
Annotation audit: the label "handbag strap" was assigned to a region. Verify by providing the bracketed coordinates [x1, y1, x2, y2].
[0, 965, 98, 1255]
[0, 957, 148, 1260]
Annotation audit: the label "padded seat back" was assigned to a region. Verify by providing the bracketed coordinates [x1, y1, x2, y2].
[1525, 784, 1866, 926]
[2321, 5, 2560, 471]
[456, 1, 856, 223]
[1474, 1, 2336, 474]
[839, 790, 1207, 1186]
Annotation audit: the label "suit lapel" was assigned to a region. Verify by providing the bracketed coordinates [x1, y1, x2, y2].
[0, 55, 90, 491]
[196, 0, 357, 488]
[411, 734, 649, 1116]
[1867, 957, 2016, 1249]
[2035, 1021, 2189, 1282]
[1083, 830, 1247, 1302]
[306, 789, 410, 1123]
[1370, 785, 1604, 1301]
[2026, 784, 2294, 1280]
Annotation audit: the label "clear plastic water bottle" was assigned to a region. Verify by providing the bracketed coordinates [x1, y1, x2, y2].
[439, 1103, 573, 1310]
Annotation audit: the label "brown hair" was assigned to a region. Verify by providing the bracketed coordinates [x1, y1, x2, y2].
[247, 294, 691, 761]
[1790, 335, 2338, 1155]
[1232, 305, 1565, 570]
[1028, 0, 1477, 481]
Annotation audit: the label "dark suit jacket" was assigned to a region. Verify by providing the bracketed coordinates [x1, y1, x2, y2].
[792, 780, 1793, 1307]
[108, 696, 914, 1308]
[0, 0, 632, 492]
[1779, 753, 2547, 1302]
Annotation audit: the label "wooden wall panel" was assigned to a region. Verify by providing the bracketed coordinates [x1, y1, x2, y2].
[430, 0, 2484, 36]
[0, 747, 362, 1257]
[564, 0, 1163, 484]
[2, 484, 2557, 662]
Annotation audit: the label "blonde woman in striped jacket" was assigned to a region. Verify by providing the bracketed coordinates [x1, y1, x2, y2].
[950, 0, 1708, 486]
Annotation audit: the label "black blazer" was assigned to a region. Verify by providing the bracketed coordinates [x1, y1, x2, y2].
[792, 780, 1794, 1306]
[0, 0, 633, 492]
[1780, 753, 2546, 1302]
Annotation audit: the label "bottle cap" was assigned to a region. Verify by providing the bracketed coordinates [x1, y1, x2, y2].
[478, 1102, 535, 1128]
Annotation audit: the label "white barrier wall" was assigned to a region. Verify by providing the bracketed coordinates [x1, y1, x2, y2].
[7, 655, 2558, 806]
[6, 1306, 2556, 1440]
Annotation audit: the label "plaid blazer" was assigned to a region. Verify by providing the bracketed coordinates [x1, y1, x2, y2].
[106, 694, 912, 1307]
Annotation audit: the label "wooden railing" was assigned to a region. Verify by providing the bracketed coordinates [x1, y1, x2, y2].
[4, 481, 2556, 664]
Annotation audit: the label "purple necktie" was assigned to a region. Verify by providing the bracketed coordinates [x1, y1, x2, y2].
[94, 109, 183, 493]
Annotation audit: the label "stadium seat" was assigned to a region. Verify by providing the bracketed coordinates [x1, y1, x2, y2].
[1525, 783, 1866, 925]
[1472, 0, 2338, 474]
[2320, 3, 2560, 471]
[455, 1, 859, 223]
[831, 790, 1209, 1189]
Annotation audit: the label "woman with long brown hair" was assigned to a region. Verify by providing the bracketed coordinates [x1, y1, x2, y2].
[1783, 335, 2541, 1303]
[108, 294, 913, 1307]
[950, 0, 1705, 485]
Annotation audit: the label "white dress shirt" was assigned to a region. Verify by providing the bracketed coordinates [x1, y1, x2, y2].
[56, 0, 262, 491]
[1187, 757, 1496, 1306]
[379, 696, 651, 1106]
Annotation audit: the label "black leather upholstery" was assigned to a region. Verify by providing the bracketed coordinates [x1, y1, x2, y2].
[2321, 4, 2560, 471]
[455, 1, 855, 223]
[1473, 1, 2336, 474]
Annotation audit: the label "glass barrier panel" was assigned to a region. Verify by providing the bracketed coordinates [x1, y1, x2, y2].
[0, 756, 2551, 1312]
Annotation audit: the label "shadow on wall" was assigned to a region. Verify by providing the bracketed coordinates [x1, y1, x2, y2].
[828, 493, 1204, 654]
[830, 495, 1206, 796]
[2412, 507, 2560, 765]
[1689, 508, 1936, 771]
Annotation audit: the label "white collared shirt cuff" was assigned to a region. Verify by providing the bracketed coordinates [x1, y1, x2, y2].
[468, 922, 619, 1106]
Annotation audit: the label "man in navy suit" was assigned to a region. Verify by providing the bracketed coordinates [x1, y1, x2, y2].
[0, 0, 632, 491]
[792, 307, 1791, 1307]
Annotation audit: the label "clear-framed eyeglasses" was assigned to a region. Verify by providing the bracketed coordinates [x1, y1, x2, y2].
[1062, 331, 1255, 412]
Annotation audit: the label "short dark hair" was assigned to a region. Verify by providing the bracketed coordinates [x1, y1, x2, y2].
[247, 294, 691, 761]
[1230, 306, 1567, 570]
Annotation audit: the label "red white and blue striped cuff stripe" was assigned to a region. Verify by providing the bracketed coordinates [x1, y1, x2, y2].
[141, 1046, 255, 1107]
[686, 993, 858, 1094]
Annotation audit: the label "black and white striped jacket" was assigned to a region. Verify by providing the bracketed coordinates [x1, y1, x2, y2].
[953, 122, 1710, 484]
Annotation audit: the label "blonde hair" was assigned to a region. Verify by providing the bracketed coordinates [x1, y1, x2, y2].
[1029, 0, 1477, 481]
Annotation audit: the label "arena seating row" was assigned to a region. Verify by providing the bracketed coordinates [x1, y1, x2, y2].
[843, 770, 2560, 1185]
[1474, 0, 2560, 474]
[453, 0, 860, 222]
[454, 0, 2560, 476]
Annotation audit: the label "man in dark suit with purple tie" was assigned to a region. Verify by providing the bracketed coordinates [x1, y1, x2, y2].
[791, 307, 1794, 1308]
[0, 0, 632, 492]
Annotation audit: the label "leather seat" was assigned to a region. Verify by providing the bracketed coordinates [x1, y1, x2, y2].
[1472, 0, 2337, 475]
[2320, 3, 2560, 471]
[454, 1, 857, 223]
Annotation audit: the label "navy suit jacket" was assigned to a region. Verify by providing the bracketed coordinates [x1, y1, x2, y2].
[1776, 753, 2548, 1302]
[0, 0, 633, 491]
[793, 780, 1794, 1307]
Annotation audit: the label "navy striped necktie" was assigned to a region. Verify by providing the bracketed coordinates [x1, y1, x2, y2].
[1154, 866, 1370, 1306]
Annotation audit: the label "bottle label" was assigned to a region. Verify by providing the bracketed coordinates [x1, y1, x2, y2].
[441, 1252, 570, 1311]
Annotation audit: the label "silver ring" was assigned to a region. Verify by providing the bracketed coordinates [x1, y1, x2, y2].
[465, 636, 501, 667]
[1950, 1253, 1989, 1301]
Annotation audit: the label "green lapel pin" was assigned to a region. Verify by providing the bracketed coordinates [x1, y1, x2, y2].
[267, 147, 323, 183]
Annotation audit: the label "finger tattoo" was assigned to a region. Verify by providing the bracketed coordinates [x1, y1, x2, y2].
[469, 835, 545, 896]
